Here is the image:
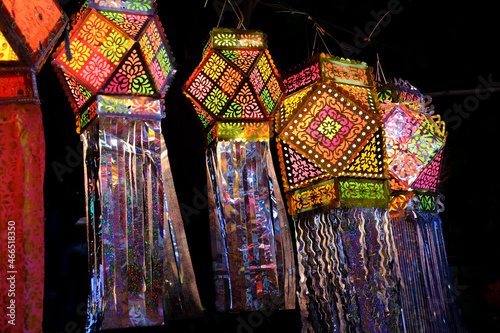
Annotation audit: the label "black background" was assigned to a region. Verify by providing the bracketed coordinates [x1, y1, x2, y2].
[40, 0, 499, 332]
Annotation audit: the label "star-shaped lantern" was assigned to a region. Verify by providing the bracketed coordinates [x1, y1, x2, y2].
[378, 78, 446, 192]
[275, 53, 389, 215]
[274, 54, 404, 333]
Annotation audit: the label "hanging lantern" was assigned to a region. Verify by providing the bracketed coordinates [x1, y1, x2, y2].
[0, 1, 68, 333]
[378, 78, 465, 333]
[182, 28, 296, 312]
[275, 53, 403, 332]
[51, 1, 201, 331]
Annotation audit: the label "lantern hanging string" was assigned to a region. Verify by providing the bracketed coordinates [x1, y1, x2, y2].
[261, 1, 350, 55]
[207, 0, 246, 30]
[228, 0, 246, 29]
[216, 0, 227, 28]
[375, 53, 387, 84]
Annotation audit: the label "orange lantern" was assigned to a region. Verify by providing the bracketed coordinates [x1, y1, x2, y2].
[0, 1, 68, 333]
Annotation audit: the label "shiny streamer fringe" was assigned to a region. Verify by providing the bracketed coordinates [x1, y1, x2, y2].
[391, 211, 464, 333]
[82, 117, 201, 331]
[295, 207, 402, 333]
[206, 139, 295, 312]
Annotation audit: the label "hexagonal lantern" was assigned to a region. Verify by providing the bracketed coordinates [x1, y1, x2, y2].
[52, 1, 176, 133]
[182, 28, 296, 312]
[52, 1, 201, 331]
[0, 1, 68, 333]
[274, 54, 404, 333]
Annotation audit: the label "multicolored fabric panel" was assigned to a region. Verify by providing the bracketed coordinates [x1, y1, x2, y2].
[79, 101, 98, 131]
[275, 86, 314, 133]
[220, 49, 260, 75]
[137, 17, 176, 94]
[338, 177, 390, 208]
[383, 104, 445, 188]
[277, 139, 330, 192]
[336, 83, 379, 114]
[102, 44, 158, 95]
[54, 9, 135, 93]
[214, 121, 269, 141]
[282, 55, 321, 95]
[320, 54, 373, 87]
[412, 149, 443, 192]
[61, 71, 92, 110]
[278, 82, 380, 177]
[340, 126, 387, 179]
[99, 11, 150, 39]
[415, 192, 437, 212]
[88, 0, 155, 15]
[288, 178, 339, 215]
[96, 95, 162, 119]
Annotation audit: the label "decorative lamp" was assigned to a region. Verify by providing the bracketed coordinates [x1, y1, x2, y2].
[275, 54, 402, 332]
[51, 1, 202, 331]
[379, 78, 465, 333]
[0, 1, 68, 332]
[182, 28, 296, 312]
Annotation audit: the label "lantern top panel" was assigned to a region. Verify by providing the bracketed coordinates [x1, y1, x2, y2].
[210, 28, 267, 50]
[88, 0, 155, 15]
[282, 53, 374, 95]
[0, 0, 68, 71]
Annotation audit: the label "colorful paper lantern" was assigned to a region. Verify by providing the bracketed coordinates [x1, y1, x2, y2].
[183, 28, 296, 312]
[52, 1, 176, 133]
[52, 1, 201, 331]
[275, 54, 403, 332]
[378, 79, 446, 191]
[0, 1, 68, 333]
[379, 78, 465, 333]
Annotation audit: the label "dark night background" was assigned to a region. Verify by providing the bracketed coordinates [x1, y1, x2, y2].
[39, 0, 499, 332]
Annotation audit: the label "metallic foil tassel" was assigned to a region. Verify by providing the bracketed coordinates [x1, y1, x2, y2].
[206, 125, 295, 311]
[82, 114, 201, 331]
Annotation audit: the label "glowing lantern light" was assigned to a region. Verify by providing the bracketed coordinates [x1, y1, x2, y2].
[183, 28, 296, 312]
[52, 1, 201, 331]
[0, 1, 68, 333]
[377, 78, 465, 333]
[275, 54, 403, 332]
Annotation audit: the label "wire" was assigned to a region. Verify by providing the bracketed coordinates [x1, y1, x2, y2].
[216, 0, 227, 28]
[228, 0, 246, 29]
[367, 10, 390, 41]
